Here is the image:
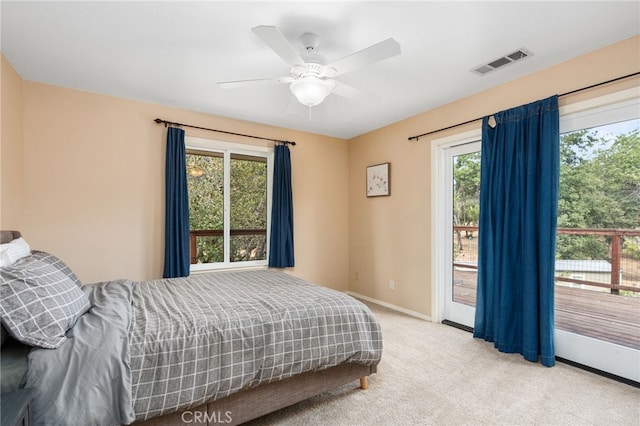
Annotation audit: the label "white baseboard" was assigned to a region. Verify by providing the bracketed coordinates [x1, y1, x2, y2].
[346, 291, 432, 322]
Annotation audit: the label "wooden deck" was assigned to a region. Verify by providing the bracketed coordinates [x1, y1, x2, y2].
[453, 269, 640, 350]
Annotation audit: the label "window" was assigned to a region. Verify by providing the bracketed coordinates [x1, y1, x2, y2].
[185, 137, 273, 270]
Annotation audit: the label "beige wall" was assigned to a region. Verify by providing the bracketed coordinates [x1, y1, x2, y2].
[1, 55, 25, 230]
[348, 35, 640, 317]
[7, 76, 349, 288]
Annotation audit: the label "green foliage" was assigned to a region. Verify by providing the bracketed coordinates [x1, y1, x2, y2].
[556, 234, 609, 261]
[453, 152, 480, 254]
[229, 156, 267, 262]
[187, 153, 224, 263]
[557, 127, 640, 260]
[623, 237, 640, 259]
[453, 152, 481, 226]
[451, 124, 640, 262]
[187, 154, 224, 230]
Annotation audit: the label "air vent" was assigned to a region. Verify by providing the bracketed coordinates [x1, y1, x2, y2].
[472, 48, 532, 76]
[487, 56, 512, 69]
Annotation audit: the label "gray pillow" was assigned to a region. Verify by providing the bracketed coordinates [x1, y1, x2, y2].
[30, 250, 82, 287]
[0, 256, 91, 349]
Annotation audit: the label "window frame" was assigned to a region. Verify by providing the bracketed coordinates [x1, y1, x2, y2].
[185, 136, 273, 272]
[559, 87, 640, 133]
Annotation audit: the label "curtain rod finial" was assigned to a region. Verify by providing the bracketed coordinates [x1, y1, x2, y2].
[154, 118, 169, 128]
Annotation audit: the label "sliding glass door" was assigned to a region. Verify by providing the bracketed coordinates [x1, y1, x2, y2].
[433, 90, 639, 382]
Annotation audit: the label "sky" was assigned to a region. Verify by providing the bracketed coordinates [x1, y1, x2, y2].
[597, 118, 639, 140]
[564, 118, 639, 156]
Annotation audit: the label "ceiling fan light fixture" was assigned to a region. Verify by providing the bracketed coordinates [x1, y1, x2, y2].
[289, 77, 335, 107]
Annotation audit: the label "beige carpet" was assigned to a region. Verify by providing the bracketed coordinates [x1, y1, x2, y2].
[249, 302, 640, 425]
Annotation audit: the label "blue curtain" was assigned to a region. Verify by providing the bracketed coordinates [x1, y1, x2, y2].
[269, 144, 295, 268]
[473, 96, 559, 367]
[163, 127, 190, 278]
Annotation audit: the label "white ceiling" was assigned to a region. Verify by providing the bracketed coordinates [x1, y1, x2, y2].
[2, 1, 639, 139]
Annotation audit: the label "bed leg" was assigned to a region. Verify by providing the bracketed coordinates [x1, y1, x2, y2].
[360, 377, 368, 390]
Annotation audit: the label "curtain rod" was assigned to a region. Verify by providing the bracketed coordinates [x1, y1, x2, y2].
[407, 71, 640, 141]
[154, 118, 296, 146]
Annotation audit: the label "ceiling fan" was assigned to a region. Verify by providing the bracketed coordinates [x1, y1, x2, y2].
[218, 25, 401, 108]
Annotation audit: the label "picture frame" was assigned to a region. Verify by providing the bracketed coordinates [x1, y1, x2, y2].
[366, 162, 390, 197]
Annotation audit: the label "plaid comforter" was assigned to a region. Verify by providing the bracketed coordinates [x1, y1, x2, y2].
[26, 270, 382, 426]
[129, 269, 382, 421]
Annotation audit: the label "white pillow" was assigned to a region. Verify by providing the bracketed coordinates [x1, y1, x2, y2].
[0, 238, 31, 267]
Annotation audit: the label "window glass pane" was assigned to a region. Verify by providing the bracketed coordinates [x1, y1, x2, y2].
[452, 150, 480, 307]
[230, 154, 267, 262]
[187, 152, 224, 264]
[556, 117, 640, 347]
[558, 118, 639, 231]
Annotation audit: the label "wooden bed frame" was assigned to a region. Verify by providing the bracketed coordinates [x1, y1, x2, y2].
[1, 230, 376, 426]
[135, 364, 374, 426]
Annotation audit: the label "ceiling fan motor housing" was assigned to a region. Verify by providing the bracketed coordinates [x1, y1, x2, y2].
[291, 63, 336, 79]
[290, 33, 337, 107]
[301, 32, 319, 52]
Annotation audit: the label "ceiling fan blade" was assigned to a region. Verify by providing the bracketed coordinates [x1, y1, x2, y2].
[328, 38, 401, 76]
[252, 25, 305, 66]
[330, 80, 378, 103]
[218, 77, 293, 89]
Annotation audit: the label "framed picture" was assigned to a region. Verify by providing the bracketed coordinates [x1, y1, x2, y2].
[366, 163, 390, 197]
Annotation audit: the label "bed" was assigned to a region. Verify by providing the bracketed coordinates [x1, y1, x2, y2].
[0, 231, 382, 425]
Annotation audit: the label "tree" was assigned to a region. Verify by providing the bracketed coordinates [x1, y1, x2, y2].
[450, 126, 640, 262]
[453, 152, 480, 253]
[187, 153, 224, 263]
[229, 156, 267, 261]
[557, 128, 640, 260]
[594, 131, 640, 228]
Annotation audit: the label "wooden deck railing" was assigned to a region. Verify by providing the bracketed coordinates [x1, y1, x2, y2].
[453, 226, 640, 295]
[190, 229, 266, 264]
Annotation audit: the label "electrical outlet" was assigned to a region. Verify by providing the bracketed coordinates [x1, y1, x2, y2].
[389, 280, 395, 290]
[355, 272, 360, 281]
